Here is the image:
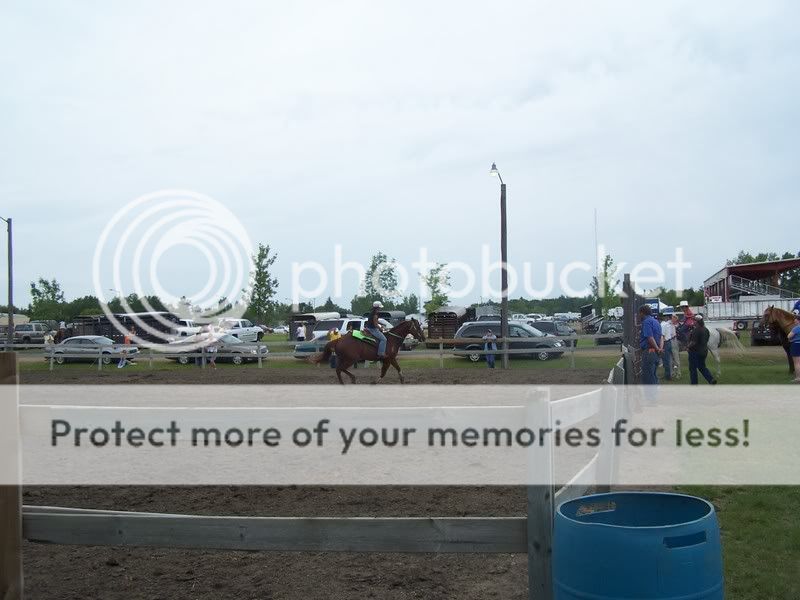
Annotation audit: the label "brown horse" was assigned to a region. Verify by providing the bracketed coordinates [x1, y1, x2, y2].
[763, 306, 796, 375]
[308, 319, 426, 384]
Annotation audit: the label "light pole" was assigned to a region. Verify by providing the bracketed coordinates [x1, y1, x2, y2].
[489, 163, 509, 369]
[0, 217, 12, 352]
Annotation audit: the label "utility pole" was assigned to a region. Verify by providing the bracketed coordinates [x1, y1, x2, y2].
[1, 218, 12, 352]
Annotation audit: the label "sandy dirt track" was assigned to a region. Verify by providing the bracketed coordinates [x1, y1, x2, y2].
[21, 366, 607, 599]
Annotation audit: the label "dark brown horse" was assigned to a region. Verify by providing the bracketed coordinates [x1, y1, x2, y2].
[309, 319, 426, 384]
[763, 306, 795, 375]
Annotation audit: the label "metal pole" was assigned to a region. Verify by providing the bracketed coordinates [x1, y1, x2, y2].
[500, 183, 509, 369]
[4, 219, 12, 353]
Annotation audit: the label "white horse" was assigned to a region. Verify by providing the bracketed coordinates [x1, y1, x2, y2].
[705, 326, 745, 376]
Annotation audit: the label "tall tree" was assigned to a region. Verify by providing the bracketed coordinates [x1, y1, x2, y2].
[29, 277, 66, 320]
[246, 243, 279, 323]
[321, 296, 347, 314]
[396, 293, 420, 315]
[422, 263, 450, 314]
[362, 251, 399, 304]
[590, 254, 620, 316]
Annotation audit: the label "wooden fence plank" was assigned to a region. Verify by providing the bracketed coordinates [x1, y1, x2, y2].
[549, 388, 601, 427]
[0, 352, 22, 600]
[22, 512, 527, 554]
[527, 389, 554, 600]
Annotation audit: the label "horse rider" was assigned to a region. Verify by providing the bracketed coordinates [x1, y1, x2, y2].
[675, 300, 696, 348]
[365, 301, 388, 359]
[679, 300, 696, 328]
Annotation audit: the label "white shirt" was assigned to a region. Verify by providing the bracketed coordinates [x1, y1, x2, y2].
[296, 326, 305, 337]
[661, 321, 676, 341]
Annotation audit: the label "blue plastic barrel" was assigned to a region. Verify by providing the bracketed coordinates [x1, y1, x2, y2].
[553, 492, 723, 599]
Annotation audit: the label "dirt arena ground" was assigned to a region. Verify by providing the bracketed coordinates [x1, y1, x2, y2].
[21, 365, 610, 385]
[21, 366, 607, 599]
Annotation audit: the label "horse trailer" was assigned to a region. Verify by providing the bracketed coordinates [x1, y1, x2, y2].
[426, 306, 475, 348]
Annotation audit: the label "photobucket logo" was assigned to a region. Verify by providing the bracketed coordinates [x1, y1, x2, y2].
[92, 190, 254, 349]
[290, 244, 691, 303]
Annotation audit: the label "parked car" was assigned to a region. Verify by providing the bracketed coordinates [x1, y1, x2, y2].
[452, 321, 564, 362]
[13, 322, 51, 344]
[477, 314, 502, 321]
[530, 320, 577, 347]
[272, 325, 290, 334]
[750, 319, 781, 346]
[49, 335, 138, 365]
[218, 318, 263, 342]
[595, 320, 623, 345]
[167, 333, 269, 365]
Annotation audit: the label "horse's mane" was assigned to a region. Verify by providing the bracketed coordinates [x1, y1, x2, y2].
[765, 307, 795, 334]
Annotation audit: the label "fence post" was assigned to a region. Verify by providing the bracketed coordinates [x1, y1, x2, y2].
[148, 347, 153, 370]
[49, 346, 54, 371]
[201, 346, 206, 369]
[527, 387, 554, 600]
[257, 344, 263, 369]
[439, 341, 444, 369]
[97, 347, 103, 372]
[595, 385, 621, 495]
[0, 352, 22, 600]
[569, 343, 575, 369]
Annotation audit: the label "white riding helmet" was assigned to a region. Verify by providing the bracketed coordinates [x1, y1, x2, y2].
[373, 301, 383, 308]
[679, 300, 689, 307]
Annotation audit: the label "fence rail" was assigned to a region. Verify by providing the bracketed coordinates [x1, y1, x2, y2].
[3, 347, 628, 600]
[6, 332, 625, 371]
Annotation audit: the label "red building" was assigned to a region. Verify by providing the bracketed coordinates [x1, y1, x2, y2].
[703, 257, 800, 302]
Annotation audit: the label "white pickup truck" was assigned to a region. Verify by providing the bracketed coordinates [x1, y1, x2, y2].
[218, 318, 264, 342]
[173, 318, 202, 337]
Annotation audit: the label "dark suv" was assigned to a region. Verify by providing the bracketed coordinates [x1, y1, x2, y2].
[595, 320, 623, 345]
[453, 321, 564, 362]
[528, 320, 577, 347]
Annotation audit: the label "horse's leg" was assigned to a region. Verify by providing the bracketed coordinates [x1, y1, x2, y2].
[709, 345, 721, 377]
[379, 359, 391, 380]
[390, 357, 404, 384]
[786, 344, 795, 375]
[341, 352, 358, 384]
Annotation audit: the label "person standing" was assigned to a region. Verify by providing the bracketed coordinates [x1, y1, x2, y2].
[118, 326, 136, 368]
[687, 315, 717, 385]
[659, 313, 676, 381]
[789, 314, 800, 382]
[638, 305, 662, 385]
[295, 323, 306, 342]
[670, 314, 682, 378]
[327, 327, 341, 369]
[482, 329, 497, 369]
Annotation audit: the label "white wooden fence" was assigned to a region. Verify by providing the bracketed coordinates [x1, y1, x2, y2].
[1, 354, 627, 600]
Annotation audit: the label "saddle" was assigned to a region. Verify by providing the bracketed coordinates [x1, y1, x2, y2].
[351, 330, 377, 345]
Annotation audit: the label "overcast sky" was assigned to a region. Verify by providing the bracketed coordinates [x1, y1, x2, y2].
[1, 0, 798, 308]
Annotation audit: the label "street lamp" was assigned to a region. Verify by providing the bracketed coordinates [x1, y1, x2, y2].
[489, 163, 509, 369]
[0, 217, 12, 352]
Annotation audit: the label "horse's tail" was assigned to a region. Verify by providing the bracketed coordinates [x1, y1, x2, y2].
[308, 340, 336, 365]
[718, 328, 745, 354]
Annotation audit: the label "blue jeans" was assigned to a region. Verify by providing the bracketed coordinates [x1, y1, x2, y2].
[641, 350, 659, 385]
[486, 353, 495, 368]
[662, 340, 673, 380]
[688, 351, 715, 385]
[365, 327, 387, 357]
